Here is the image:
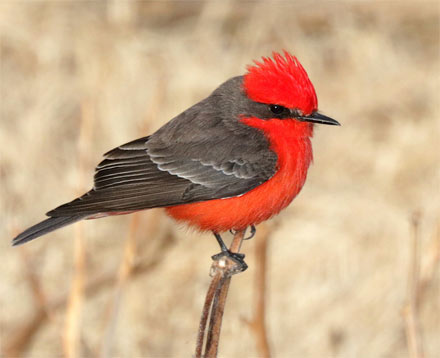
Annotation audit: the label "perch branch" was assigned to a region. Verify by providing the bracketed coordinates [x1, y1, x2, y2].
[244, 223, 272, 358]
[402, 212, 424, 358]
[99, 214, 139, 358]
[195, 229, 247, 358]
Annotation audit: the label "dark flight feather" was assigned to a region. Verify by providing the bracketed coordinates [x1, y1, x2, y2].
[12, 215, 87, 246]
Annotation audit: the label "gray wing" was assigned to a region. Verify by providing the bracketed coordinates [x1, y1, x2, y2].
[48, 77, 278, 217]
[48, 135, 277, 217]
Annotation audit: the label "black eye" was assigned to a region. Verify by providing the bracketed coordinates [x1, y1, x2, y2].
[269, 105, 286, 115]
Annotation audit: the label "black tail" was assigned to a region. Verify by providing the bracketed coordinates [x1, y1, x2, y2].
[12, 215, 87, 246]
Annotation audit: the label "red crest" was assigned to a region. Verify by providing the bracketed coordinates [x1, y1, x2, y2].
[243, 51, 318, 115]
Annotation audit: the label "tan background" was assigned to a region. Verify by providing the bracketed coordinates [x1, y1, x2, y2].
[1, 2, 439, 357]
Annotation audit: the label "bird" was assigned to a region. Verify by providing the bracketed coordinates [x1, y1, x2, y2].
[12, 51, 339, 266]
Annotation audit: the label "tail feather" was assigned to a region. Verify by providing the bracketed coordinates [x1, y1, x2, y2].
[12, 215, 87, 246]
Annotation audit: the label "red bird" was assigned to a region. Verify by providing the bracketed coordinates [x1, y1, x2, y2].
[12, 51, 339, 263]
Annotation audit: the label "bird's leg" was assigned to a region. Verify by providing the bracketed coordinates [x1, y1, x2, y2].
[213, 232, 229, 253]
[213, 232, 245, 260]
[212, 232, 247, 272]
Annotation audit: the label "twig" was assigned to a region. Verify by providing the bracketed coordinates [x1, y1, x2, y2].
[389, 217, 439, 356]
[195, 273, 224, 358]
[4, 244, 55, 358]
[3, 228, 175, 357]
[205, 276, 231, 357]
[418, 221, 440, 305]
[99, 214, 139, 358]
[195, 229, 247, 358]
[18, 247, 51, 313]
[245, 223, 271, 358]
[402, 212, 424, 358]
[2, 309, 48, 358]
[63, 223, 86, 358]
[63, 97, 94, 358]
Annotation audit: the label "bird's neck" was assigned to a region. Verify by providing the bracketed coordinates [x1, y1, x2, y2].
[241, 117, 313, 168]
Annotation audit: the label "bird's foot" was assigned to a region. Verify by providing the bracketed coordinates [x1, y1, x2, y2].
[212, 231, 248, 274]
[211, 250, 248, 274]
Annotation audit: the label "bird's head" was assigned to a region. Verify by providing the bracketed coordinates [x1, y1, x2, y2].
[241, 51, 339, 126]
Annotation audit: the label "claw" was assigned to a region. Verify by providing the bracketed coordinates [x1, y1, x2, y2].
[244, 225, 256, 240]
[229, 225, 256, 240]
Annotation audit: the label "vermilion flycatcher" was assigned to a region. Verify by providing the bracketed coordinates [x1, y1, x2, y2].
[13, 51, 339, 262]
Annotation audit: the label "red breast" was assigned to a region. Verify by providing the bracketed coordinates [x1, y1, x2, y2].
[166, 118, 313, 232]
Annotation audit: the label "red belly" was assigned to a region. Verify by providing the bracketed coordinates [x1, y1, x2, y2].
[166, 118, 313, 232]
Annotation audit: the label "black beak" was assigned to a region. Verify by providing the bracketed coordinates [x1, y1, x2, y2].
[298, 112, 340, 126]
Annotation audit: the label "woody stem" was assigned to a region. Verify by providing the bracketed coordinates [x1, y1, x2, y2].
[195, 229, 247, 358]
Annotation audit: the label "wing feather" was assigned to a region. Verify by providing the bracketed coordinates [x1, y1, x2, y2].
[49, 88, 278, 218]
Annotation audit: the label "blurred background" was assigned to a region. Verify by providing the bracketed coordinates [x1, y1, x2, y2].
[1, 1, 439, 357]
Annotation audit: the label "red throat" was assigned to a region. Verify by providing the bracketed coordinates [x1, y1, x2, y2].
[166, 118, 313, 232]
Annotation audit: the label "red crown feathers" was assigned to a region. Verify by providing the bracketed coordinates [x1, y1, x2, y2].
[243, 51, 318, 115]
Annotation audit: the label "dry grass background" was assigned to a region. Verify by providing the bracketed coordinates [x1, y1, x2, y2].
[1, 1, 439, 357]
